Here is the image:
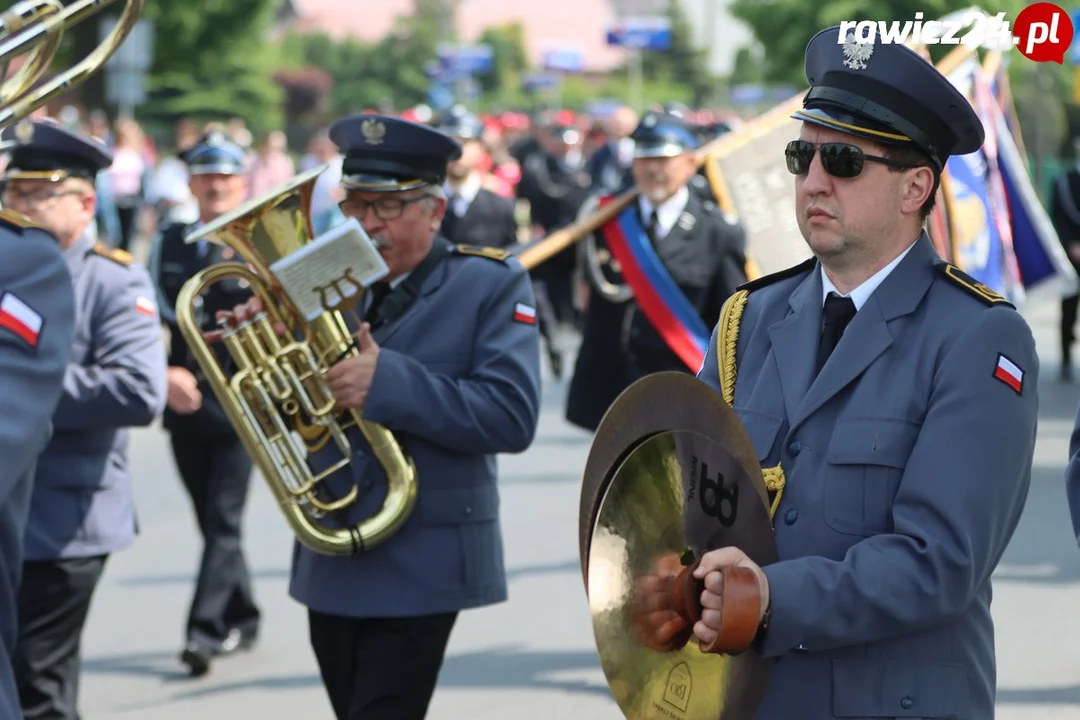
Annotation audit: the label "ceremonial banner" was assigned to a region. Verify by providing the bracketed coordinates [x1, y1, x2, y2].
[941, 57, 1019, 301]
[985, 57, 1077, 300]
[701, 93, 813, 276]
[597, 196, 710, 371]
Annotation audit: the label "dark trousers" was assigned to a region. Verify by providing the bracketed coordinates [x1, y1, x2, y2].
[1062, 294, 1079, 366]
[308, 609, 458, 720]
[15, 555, 107, 720]
[169, 431, 260, 644]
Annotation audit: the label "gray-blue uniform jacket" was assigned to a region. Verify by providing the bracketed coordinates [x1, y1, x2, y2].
[289, 243, 542, 618]
[24, 230, 167, 561]
[0, 214, 76, 720]
[697, 234, 1038, 719]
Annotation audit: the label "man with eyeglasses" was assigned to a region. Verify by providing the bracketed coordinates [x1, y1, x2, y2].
[0, 119, 167, 720]
[148, 131, 262, 678]
[656, 27, 1038, 718]
[215, 114, 542, 719]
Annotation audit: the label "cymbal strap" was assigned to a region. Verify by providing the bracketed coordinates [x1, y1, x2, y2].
[668, 561, 762, 656]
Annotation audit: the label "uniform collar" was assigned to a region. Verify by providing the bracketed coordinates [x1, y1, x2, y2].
[639, 185, 689, 239]
[445, 173, 482, 217]
[63, 225, 97, 276]
[820, 237, 919, 310]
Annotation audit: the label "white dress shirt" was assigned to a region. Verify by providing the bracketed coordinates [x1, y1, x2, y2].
[820, 239, 919, 310]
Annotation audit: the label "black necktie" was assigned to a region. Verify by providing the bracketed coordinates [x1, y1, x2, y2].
[816, 293, 857, 374]
[647, 210, 660, 243]
[365, 282, 391, 323]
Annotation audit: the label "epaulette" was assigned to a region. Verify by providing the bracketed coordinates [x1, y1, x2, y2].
[737, 256, 817, 293]
[936, 262, 1015, 308]
[452, 244, 510, 262]
[91, 241, 133, 266]
[0, 208, 39, 232]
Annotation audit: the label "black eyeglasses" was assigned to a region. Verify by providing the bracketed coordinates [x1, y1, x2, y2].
[338, 194, 429, 221]
[784, 140, 916, 179]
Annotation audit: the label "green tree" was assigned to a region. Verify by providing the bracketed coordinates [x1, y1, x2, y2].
[640, 0, 717, 106]
[477, 23, 529, 96]
[728, 0, 1031, 86]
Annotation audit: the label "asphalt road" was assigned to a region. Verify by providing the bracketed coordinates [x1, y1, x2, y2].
[76, 296, 1080, 719]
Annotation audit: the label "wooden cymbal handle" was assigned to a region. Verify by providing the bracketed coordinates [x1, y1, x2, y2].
[667, 560, 762, 656]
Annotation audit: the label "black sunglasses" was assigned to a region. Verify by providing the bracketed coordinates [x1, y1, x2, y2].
[785, 140, 916, 178]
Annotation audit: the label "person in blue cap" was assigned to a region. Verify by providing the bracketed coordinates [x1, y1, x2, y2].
[677, 27, 1036, 718]
[214, 113, 542, 720]
[0, 118, 167, 720]
[566, 109, 747, 433]
[148, 130, 263, 678]
[0, 123, 77, 720]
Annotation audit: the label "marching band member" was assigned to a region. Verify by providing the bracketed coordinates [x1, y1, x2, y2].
[2, 119, 167, 720]
[566, 110, 747, 432]
[149, 132, 262, 677]
[691, 28, 1037, 718]
[0, 144, 76, 720]
[215, 114, 542, 719]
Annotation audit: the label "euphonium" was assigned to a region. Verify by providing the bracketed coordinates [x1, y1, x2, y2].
[174, 165, 418, 557]
[0, 0, 144, 128]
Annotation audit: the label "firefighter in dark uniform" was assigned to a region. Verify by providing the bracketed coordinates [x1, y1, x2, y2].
[566, 111, 748, 432]
[148, 132, 260, 677]
[433, 107, 518, 250]
[1050, 135, 1080, 381]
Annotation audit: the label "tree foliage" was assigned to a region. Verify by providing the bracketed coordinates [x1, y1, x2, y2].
[640, 0, 717, 106]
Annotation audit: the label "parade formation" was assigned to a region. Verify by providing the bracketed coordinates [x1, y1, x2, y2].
[0, 1, 1076, 719]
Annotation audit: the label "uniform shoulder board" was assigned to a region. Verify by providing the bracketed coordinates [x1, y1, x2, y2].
[452, 244, 510, 262]
[92, 241, 133, 266]
[737, 256, 817, 293]
[0, 208, 40, 232]
[936, 262, 1015, 308]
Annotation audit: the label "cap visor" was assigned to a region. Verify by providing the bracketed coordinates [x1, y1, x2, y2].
[791, 107, 912, 147]
[633, 143, 688, 159]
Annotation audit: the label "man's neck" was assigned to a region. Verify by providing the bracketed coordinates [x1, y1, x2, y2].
[58, 222, 93, 251]
[446, 172, 475, 193]
[822, 230, 921, 295]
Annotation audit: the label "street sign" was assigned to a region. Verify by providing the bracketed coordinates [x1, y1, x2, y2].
[605, 16, 672, 51]
[437, 44, 493, 75]
[100, 16, 153, 70]
[1071, 8, 1080, 64]
[541, 46, 585, 73]
[522, 73, 560, 92]
[99, 16, 153, 117]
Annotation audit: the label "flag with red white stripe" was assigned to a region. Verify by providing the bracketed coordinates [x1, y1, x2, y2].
[135, 296, 157, 317]
[993, 353, 1023, 394]
[0, 292, 43, 349]
[513, 302, 536, 325]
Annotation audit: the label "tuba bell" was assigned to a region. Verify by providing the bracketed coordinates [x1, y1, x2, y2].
[174, 165, 418, 557]
[0, 0, 144, 128]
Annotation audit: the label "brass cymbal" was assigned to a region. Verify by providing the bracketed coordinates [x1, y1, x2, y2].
[579, 372, 778, 719]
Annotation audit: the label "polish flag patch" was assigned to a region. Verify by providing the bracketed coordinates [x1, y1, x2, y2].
[993, 353, 1023, 394]
[135, 296, 157, 317]
[0, 292, 43, 349]
[513, 302, 537, 325]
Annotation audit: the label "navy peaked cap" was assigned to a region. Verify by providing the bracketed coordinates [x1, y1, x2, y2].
[794, 25, 984, 169]
[631, 111, 699, 159]
[330, 113, 462, 193]
[433, 106, 484, 141]
[1, 119, 113, 181]
[180, 131, 247, 176]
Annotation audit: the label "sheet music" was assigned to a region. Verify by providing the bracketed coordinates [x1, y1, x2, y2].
[269, 218, 389, 321]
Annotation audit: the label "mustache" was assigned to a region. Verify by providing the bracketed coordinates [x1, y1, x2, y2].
[370, 234, 392, 250]
[640, 172, 669, 184]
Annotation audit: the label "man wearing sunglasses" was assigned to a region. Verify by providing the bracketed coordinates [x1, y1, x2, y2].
[1, 119, 167, 720]
[684, 27, 1038, 719]
[214, 114, 542, 719]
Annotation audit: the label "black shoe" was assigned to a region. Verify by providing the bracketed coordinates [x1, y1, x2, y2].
[1063, 363, 1073, 382]
[219, 627, 258, 655]
[180, 642, 212, 678]
[549, 350, 564, 380]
